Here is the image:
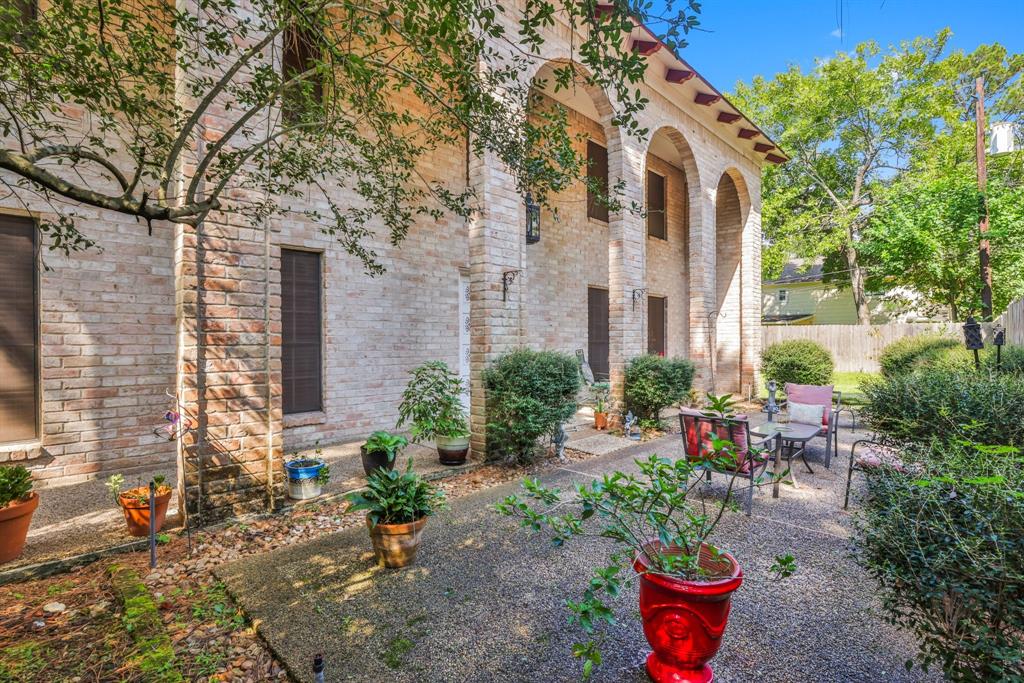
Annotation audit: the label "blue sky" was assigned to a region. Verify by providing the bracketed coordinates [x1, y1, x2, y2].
[673, 0, 1024, 94]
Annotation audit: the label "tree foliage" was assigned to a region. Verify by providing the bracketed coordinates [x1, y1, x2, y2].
[0, 0, 700, 273]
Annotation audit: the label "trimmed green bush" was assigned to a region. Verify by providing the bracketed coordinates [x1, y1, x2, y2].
[484, 349, 581, 465]
[981, 344, 1024, 375]
[623, 355, 695, 423]
[877, 334, 967, 378]
[861, 368, 1024, 446]
[761, 340, 833, 388]
[853, 439, 1024, 680]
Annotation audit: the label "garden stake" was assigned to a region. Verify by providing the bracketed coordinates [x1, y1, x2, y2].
[313, 654, 325, 683]
[148, 481, 157, 569]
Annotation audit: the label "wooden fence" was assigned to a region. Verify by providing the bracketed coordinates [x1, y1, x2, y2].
[761, 299, 1024, 373]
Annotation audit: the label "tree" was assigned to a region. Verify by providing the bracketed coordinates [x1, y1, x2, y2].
[0, 0, 700, 273]
[732, 33, 950, 323]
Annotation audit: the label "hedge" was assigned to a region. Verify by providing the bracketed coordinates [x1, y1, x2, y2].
[761, 339, 833, 388]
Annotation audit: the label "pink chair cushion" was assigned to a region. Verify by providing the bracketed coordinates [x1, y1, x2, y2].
[786, 383, 834, 426]
[679, 408, 750, 470]
[855, 447, 906, 472]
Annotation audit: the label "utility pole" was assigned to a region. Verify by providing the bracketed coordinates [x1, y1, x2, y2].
[975, 77, 994, 320]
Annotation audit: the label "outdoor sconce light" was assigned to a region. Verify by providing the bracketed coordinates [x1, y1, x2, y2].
[502, 269, 521, 302]
[632, 288, 647, 311]
[993, 322, 1006, 370]
[524, 192, 540, 245]
[962, 316, 984, 370]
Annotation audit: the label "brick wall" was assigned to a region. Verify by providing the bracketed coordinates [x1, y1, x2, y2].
[644, 152, 690, 358]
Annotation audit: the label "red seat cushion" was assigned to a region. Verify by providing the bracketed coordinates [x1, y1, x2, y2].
[680, 408, 752, 471]
[786, 383, 834, 426]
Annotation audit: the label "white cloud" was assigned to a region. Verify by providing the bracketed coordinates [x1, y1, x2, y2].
[830, 28, 844, 39]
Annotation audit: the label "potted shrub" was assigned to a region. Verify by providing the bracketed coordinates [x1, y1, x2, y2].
[0, 465, 38, 564]
[359, 430, 408, 477]
[345, 459, 446, 568]
[106, 474, 173, 537]
[397, 361, 471, 465]
[496, 415, 794, 681]
[285, 445, 331, 500]
[592, 382, 610, 430]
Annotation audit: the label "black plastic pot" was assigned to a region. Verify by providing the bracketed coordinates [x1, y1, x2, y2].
[360, 446, 397, 477]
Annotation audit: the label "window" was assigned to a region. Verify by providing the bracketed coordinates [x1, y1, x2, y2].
[648, 296, 666, 356]
[281, 249, 322, 414]
[586, 140, 609, 222]
[778, 289, 789, 303]
[646, 171, 666, 240]
[281, 22, 323, 122]
[0, 215, 38, 444]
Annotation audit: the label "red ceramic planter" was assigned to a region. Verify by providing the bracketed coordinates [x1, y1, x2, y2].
[633, 544, 743, 683]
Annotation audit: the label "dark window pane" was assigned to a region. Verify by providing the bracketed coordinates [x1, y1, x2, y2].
[0, 215, 38, 443]
[647, 170, 666, 240]
[587, 287, 609, 380]
[281, 249, 322, 414]
[587, 141, 609, 222]
[281, 23, 323, 122]
[648, 296, 666, 356]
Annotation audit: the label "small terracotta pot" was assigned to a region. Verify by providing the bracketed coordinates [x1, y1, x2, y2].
[119, 487, 172, 537]
[360, 446, 398, 477]
[633, 543, 742, 683]
[366, 514, 427, 568]
[0, 493, 38, 564]
[435, 435, 470, 466]
[594, 412, 609, 430]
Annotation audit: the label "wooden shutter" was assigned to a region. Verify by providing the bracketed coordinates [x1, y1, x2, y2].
[647, 171, 666, 240]
[0, 215, 38, 444]
[648, 296, 666, 356]
[281, 249, 322, 414]
[587, 287, 609, 381]
[587, 141, 609, 222]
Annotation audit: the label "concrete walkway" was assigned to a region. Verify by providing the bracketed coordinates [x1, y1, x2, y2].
[217, 419, 936, 683]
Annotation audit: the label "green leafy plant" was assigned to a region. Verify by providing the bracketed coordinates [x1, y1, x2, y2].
[363, 431, 409, 464]
[0, 465, 33, 508]
[592, 382, 610, 414]
[346, 459, 446, 526]
[484, 349, 581, 465]
[852, 439, 1024, 680]
[877, 335, 966, 378]
[495, 438, 794, 679]
[396, 361, 469, 442]
[105, 473, 172, 506]
[761, 340, 833, 388]
[623, 355, 695, 422]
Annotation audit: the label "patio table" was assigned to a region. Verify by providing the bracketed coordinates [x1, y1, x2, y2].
[751, 422, 822, 498]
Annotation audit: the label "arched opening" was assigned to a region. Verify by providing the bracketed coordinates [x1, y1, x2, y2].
[524, 60, 616, 381]
[714, 170, 750, 393]
[642, 127, 700, 360]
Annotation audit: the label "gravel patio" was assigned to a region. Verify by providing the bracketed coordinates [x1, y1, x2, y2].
[216, 418, 937, 683]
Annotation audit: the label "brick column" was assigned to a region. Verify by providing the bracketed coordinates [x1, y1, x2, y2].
[607, 135, 646, 415]
[467, 148, 525, 459]
[740, 174, 763, 395]
[688, 177, 717, 393]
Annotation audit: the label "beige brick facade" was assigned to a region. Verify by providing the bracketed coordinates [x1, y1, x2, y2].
[1, 2, 771, 515]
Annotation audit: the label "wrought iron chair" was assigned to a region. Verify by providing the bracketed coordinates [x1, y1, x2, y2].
[679, 408, 774, 516]
[844, 439, 906, 509]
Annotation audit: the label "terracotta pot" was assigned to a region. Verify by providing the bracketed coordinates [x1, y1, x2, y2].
[594, 412, 609, 430]
[360, 446, 398, 477]
[633, 543, 743, 683]
[435, 435, 470, 466]
[119, 488, 172, 537]
[0, 493, 38, 564]
[366, 514, 427, 568]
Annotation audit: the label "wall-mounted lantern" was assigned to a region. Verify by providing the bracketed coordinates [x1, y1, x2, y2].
[962, 316, 984, 370]
[525, 192, 540, 245]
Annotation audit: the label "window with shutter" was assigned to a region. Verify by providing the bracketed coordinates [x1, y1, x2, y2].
[586, 140, 609, 222]
[281, 22, 324, 122]
[0, 215, 38, 444]
[281, 249, 323, 414]
[648, 296, 667, 356]
[647, 171, 666, 240]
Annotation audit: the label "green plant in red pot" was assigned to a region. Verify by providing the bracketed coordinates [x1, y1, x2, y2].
[495, 411, 795, 682]
[106, 473, 173, 537]
[397, 361, 471, 466]
[0, 465, 37, 564]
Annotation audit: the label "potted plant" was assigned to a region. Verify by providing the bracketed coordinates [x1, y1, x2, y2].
[592, 381, 610, 430]
[0, 465, 38, 564]
[345, 459, 446, 568]
[285, 444, 331, 500]
[359, 430, 408, 477]
[106, 474, 173, 537]
[397, 361, 471, 465]
[495, 405, 795, 682]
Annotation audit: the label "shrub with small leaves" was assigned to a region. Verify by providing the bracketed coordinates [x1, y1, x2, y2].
[0, 465, 33, 508]
[623, 355, 695, 422]
[761, 340, 833, 388]
[877, 334, 966, 378]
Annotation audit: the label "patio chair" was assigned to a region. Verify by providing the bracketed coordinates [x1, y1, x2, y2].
[784, 383, 842, 468]
[678, 408, 774, 516]
[844, 439, 906, 509]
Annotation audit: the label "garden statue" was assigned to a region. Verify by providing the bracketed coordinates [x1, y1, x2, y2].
[552, 423, 569, 460]
[624, 411, 641, 440]
[765, 381, 780, 423]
